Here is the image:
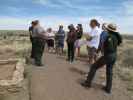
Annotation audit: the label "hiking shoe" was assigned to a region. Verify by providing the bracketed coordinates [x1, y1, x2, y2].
[102, 86, 111, 94]
[70, 60, 74, 64]
[69, 61, 73, 64]
[35, 63, 44, 67]
[81, 81, 91, 88]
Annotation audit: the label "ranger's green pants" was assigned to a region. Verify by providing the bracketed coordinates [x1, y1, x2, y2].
[33, 37, 45, 65]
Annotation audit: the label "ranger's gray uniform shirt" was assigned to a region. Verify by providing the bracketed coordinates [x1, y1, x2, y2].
[32, 25, 46, 39]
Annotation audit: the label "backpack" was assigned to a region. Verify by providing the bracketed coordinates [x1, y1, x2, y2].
[76, 30, 83, 39]
[104, 32, 122, 54]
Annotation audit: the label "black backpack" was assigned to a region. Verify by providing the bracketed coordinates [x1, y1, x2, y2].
[104, 32, 122, 54]
[76, 30, 83, 39]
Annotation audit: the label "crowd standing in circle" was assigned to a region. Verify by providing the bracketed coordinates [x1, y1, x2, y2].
[29, 19, 122, 94]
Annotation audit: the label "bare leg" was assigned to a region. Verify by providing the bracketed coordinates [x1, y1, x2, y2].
[78, 47, 80, 57]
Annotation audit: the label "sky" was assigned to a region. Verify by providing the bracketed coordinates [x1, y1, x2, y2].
[0, 0, 133, 34]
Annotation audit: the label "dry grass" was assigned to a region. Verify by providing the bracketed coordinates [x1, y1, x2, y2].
[0, 38, 31, 60]
[116, 40, 133, 93]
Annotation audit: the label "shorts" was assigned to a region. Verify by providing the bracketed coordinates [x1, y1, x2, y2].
[58, 42, 64, 48]
[75, 40, 80, 48]
[47, 39, 54, 47]
[75, 39, 87, 48]
[87, 47, 97, 58]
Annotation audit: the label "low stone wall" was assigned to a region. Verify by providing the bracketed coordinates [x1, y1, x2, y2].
[0, 59, 25, 94]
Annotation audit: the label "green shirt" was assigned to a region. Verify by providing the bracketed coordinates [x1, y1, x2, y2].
[104, 32, 122, 56]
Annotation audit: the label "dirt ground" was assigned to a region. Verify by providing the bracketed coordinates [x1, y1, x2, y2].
[30, 53, 132, 100]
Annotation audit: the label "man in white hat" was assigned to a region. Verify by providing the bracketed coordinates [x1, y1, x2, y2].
[82, 23, 122, 94]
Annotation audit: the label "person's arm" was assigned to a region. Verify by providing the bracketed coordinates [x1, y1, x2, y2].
[66, 32, 69, 42]
[116, 32, 122, 46]
[29, 27, 32, 36]
[84, 33, 93, 41]
[63, 31, 66, 38]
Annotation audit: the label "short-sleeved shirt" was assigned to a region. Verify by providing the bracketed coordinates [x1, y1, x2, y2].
[46, 32, 55, 40]
[32, 25, 46, 39]
[87, 26, 101, 49]
[56, 29, 65, 42]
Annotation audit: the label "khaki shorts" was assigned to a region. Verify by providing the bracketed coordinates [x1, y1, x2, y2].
[87, 47, 97, 59]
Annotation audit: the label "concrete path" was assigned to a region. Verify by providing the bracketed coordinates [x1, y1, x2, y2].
[30, 53, 132, 100]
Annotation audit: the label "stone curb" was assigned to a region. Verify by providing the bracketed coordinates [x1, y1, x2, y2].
[0, 59, 25, 86]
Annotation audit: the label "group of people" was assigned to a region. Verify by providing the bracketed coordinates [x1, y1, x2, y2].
[29, 19, 122, 94]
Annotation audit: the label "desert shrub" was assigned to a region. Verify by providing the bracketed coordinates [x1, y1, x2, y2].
[122, 49, 133, 68]
[5, 48, 14, 53]
[119, 68, 133, 81]
[127, 84, 133, 92]
[117, 67, 133, 92]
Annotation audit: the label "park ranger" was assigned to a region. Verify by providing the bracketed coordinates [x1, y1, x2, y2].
[32, 20, 46, 66]
[82, 23, 122, 94]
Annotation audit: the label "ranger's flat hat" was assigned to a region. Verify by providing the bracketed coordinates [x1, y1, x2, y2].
[107, 23, 117, 32]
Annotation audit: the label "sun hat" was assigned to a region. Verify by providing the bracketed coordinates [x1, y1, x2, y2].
[107, 23, 117, 32]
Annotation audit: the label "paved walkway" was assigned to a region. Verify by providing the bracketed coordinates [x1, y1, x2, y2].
[30, 53, 132, 100]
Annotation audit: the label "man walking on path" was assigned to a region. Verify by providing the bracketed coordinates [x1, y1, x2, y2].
[82, 23, 122, 94]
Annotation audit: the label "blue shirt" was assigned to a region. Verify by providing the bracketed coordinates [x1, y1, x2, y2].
[56, 29, 65, 43]
[100, 31, 108, 44]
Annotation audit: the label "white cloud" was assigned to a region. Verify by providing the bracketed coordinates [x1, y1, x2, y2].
[32, 0, 106, 11]
[0, 16, 132, 34]
[0, 16, 30, 30]
[34, 0, 48, 5]
[33, 0, 62, 8]
[123, 0, 133, 16]
[0, 0, 132, 34]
